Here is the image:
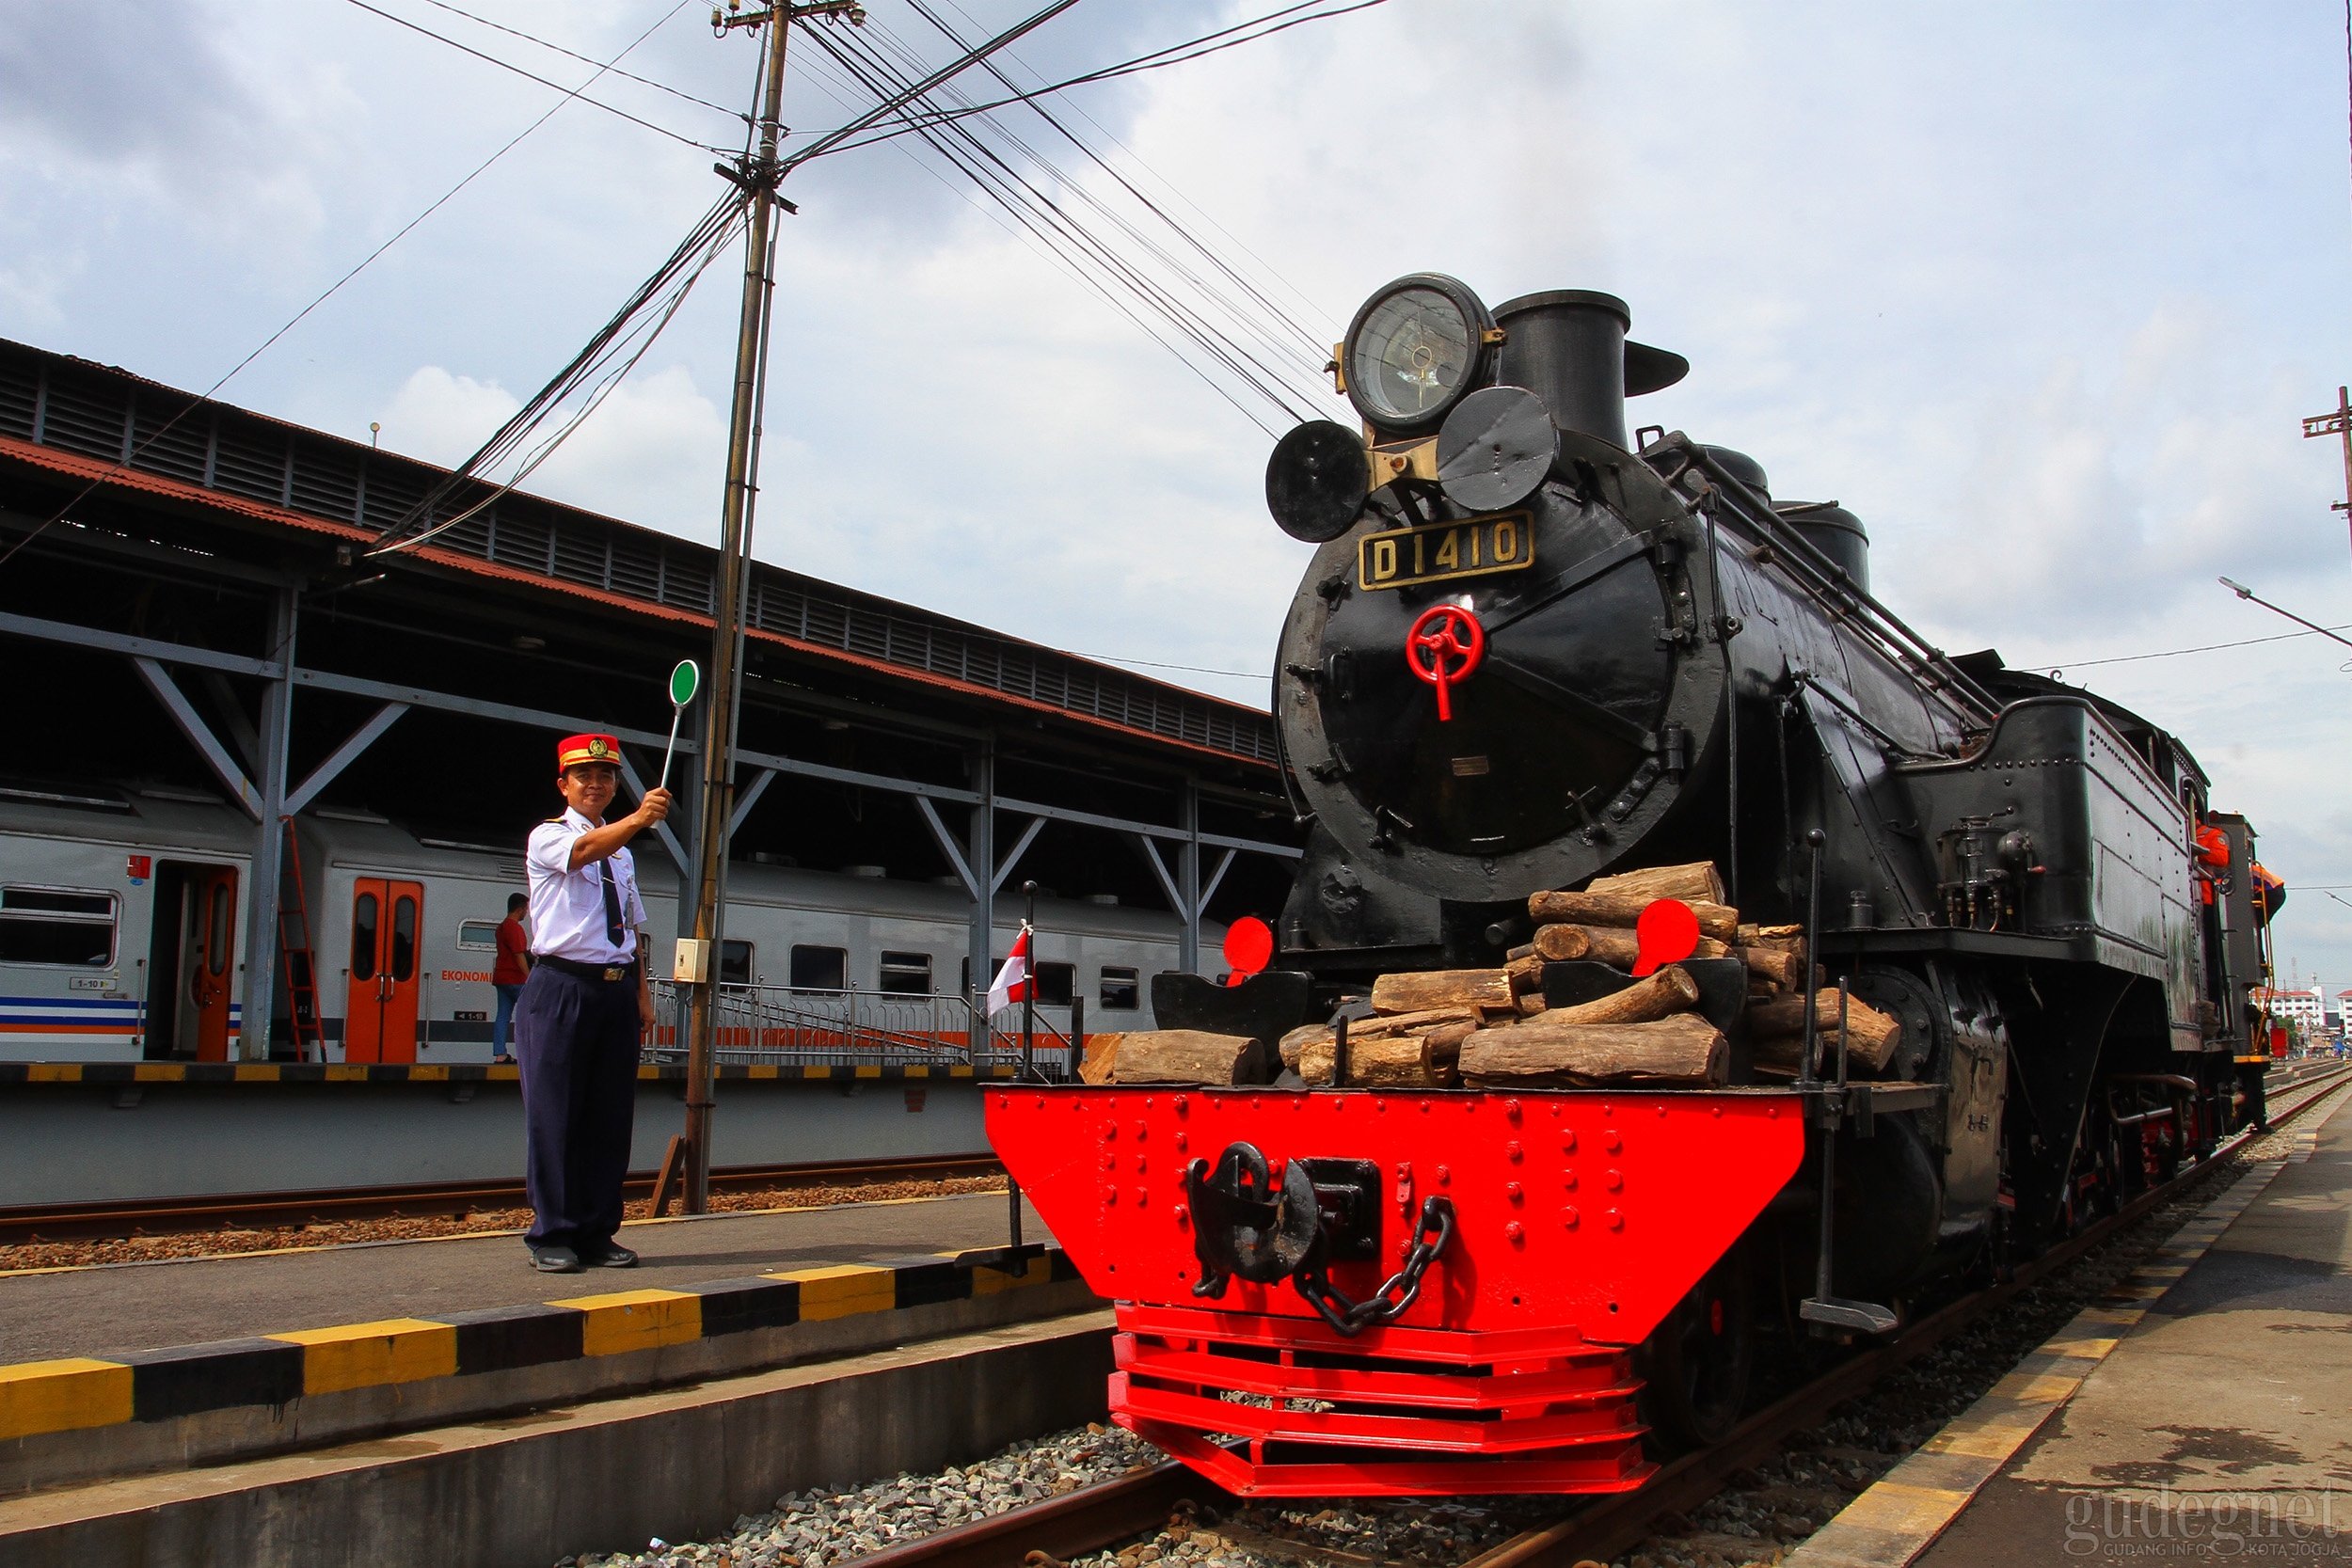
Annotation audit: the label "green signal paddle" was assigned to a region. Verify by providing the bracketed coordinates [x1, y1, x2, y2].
[659, 660, 699, 791]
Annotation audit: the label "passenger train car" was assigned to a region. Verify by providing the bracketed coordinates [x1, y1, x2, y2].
[0, 785, 1206, 1062]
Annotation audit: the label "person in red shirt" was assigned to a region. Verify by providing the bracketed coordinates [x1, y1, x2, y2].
[492, 892, 531, 1063]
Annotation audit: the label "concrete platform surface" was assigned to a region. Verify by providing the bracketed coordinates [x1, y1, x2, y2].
[1913, 1094, 2352, 1566]
[0, 1190, 1051, 1362]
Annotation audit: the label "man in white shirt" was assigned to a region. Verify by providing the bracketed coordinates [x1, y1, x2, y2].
[512, 732, 672, 1273]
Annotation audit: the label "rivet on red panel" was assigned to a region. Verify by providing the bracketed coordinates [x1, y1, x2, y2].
[1605, 1169, 1623, 1191]
[1562, 1130, 1577, 1152]
[1505, 1141, 1523, 1163]
[1563, 1171, 1578, 1190]
[1174, 1203, 1189, 1226]
[1505, 1221, 1524, 1243]
[1606, 1209, 1624, 1229]
[1561, 1206, 1580, 1228]
[1506, 1182, 1523, 1202]
[1174, 1096, 1188, 1115]
[1504, 1099, 1521, 1122]
[1436, 1164, 1451, 1184]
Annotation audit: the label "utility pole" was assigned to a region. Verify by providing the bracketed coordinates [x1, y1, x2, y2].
[682, 0, 863, 1213]
[2302, 387, 2352, 568]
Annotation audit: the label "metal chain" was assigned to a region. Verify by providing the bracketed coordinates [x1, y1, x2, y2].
[1292, 1196, 1454, 1338]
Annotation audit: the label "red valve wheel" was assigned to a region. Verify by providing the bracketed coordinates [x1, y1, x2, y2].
[1405, 604, 1486, 721]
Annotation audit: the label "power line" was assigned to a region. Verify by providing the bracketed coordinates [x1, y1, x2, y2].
[414, 0, 748, 121]
[0, 0, 696, 578]
[794, 10, 1333, 432]
[343, 0, 736, 154]
[2040, 619, 2352, 673]
[797, 1, 1391, 161]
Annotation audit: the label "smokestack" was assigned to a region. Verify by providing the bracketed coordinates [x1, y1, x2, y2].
[1492, 291, 1690, 451]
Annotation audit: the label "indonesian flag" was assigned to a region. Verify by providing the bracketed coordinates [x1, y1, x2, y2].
[986, 923, 1032, 1014]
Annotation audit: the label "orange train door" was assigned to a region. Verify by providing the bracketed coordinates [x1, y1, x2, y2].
[187, 867, 238, 1062]
[345, 879, 422, 1063]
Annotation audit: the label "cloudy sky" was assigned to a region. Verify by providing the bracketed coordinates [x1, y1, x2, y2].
[6, 0, 2351, 990]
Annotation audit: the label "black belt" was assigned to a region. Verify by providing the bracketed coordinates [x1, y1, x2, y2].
[537, 954, 640, 984]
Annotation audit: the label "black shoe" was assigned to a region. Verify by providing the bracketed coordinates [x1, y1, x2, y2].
[579, 1240, 639, 1268]
[529, 1243, 582, 1274]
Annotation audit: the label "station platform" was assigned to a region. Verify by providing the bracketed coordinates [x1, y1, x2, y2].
[0, 1187, 1051, 1363]
[1792, 1085, 2352, 1568]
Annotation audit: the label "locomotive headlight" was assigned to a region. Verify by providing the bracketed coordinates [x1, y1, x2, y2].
[1343, 274, 1497, 436]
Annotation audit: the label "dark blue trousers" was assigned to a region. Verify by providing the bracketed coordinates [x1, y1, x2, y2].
[513, 965, 641, 1249]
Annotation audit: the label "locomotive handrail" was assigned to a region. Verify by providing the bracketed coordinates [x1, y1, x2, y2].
[1645, 434, 2002, 730]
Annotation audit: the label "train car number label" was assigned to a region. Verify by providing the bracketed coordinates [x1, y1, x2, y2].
[1358, 513, 1534, 592]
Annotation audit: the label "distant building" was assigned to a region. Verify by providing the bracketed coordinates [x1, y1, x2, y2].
[2254, 987, 2326, 1035]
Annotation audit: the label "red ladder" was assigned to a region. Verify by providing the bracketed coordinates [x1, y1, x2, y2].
[276, 819, 325, 1061]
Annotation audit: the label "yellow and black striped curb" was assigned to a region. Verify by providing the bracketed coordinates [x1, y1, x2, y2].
[0, 1062, 1015, 1085]
[0, 1246, 1079, 1443]
[1784, 1122, 2324, 1568]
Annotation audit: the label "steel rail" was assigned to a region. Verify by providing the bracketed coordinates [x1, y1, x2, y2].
[0, 1151, 1003, 1244]
[815, 1064, 2349, 1568]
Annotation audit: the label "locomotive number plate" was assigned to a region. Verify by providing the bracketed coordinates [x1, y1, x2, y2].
[1358, 512, 1534, 592]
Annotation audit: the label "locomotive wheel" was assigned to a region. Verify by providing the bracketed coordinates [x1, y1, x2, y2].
[1637, 1246, 1755, 1454]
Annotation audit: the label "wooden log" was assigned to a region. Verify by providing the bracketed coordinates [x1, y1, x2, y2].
[1370, 969, 1514, 1016]
[1277, 1023, 1327, 1069]
[1737, 945, 1805, 990]
[1515, 990, 1548, 1017]
[1584, 861, 1725, 906]
[1528, 890, 1740, 942]
[1505, 952, 1546, 993]
[1279, 1008, 1479, 1066]
[1458, 1013, 1726, 1089]
[1079, 1033, 1121, 1085]
[1506, 942, 1538, 962]
[1298, 1022, 1473, 1088]
[1111, 1030, 1267, 1085]
[1746, 990, 1901, 1071]
[1533, 924, 1728, 968]
[1544, 964, 1701, 1026]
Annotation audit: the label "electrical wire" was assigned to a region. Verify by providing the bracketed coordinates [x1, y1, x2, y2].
[0, 0, 696, 578]
[799, 22, 1306, 434]
[2040, 620, 2352, 675]
[792, 10, 1333, 432]
[343, 0, 739, 153]
[794, 1, 1391, 161]
[414, 0, 749, 121]
[366, 189, 752, 555]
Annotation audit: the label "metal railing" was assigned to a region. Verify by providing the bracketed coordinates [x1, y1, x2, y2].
[645, 980, 1079, 1078]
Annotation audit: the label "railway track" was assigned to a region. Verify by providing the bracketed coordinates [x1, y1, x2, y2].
[834, 1063, 2352, 1568]
[0, 1151, 1004, 1244]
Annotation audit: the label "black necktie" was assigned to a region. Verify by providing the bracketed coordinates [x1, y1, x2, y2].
[598, 858, 625, 949]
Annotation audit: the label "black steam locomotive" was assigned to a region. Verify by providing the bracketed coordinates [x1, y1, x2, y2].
[1262, 273, 2271, 1291]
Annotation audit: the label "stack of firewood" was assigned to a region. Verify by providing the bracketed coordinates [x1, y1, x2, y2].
[1092, 859, 1899, 1089]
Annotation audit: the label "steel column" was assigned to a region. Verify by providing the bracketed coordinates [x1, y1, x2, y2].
[1179, 777, 1200, 974]
[238, 589, 296, 1061]
[968, 742, 996, 1042]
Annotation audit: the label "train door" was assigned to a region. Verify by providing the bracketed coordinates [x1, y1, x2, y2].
[165, 866, 238, 1062]
[345, 879, 422, 1063]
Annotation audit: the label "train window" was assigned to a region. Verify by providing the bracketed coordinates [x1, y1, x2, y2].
[1033, 962, 1075, 1007]
[721, 940, 754, 985]
[352, 893, 378, 981]
[456, 920, 500, 951]
[389, 895, 417, 982]
[208, 881, 232, 974]
[1099, 966, 1140, 1011]
[0, 886, 118, 967]
[790, 944, 846, 992]
[880, 951, 931, 994]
